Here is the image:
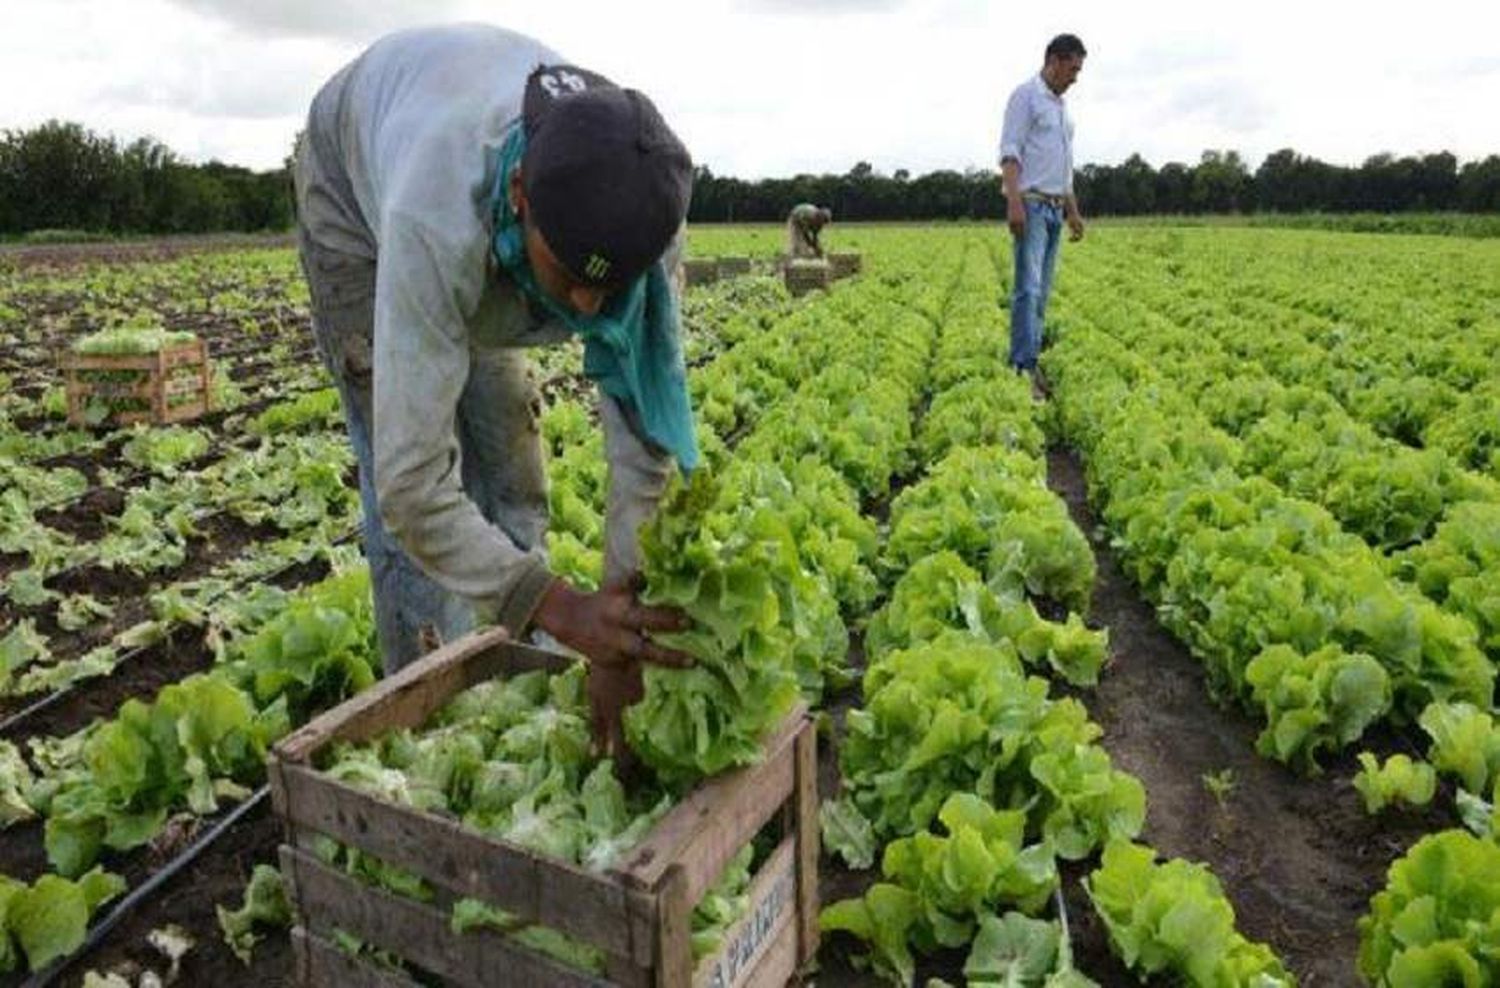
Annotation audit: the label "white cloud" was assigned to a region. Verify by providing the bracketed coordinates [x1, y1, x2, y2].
[0, 0, 1496, 175]
[160, 0, 473, 42]
[733, 0, 908, 12]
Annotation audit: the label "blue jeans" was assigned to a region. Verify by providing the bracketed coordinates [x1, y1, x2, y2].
[297, 231, 548, 675]
[1008, 199, 1063, 371]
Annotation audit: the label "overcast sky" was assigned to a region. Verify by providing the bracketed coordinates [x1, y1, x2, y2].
[2, 0, 1497, 179]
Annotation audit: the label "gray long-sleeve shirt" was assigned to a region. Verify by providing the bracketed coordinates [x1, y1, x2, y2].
[294, 24, 675, 631]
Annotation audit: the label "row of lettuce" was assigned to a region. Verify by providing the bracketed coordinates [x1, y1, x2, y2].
[1042, 233, 1500, 984]
[1080, 228, 1500, 482]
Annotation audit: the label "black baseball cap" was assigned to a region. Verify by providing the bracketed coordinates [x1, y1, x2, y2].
[521, 65, 693, 288]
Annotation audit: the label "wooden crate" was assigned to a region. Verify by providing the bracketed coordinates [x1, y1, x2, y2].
[827, 252, 862, 279]
[61, 338, 213, 426]
[683, 258, 721, 287]
[269, 626, 819, 988]
[783, 261, 831, 297]
[717, 256, 752, 278]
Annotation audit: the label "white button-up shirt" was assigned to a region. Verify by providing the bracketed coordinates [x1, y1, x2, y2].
[998, 73, 1075, 197]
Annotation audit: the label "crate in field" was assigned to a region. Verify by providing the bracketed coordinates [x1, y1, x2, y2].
[61, 336, 213, 426]
[683, 257, 721, 287]
[269, 626, 820, 988]
[783, 260, 831, 297]
[827, 252, 862, 279]
[717, 256, 752, 278]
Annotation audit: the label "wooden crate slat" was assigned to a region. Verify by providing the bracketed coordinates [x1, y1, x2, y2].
[728, 919, 799, 988]
[783, 261, 831, 296]
[691, 838, 796, 988]
[78, 380, 155, 399]
[164, 376, 207, 396]
[292, 926, 423, 988]
[62, 341, 204, 371]
[656, 865, 693, 988]
[274, 626, 523, 763]
[162, 344, 207, 368]
[792, 726, 820, 966]
[162, 399, 211, 423]
[274, 764, 645, 960]
[65, 354, 159, 371]
[616, 709, 805, 906]
[283, 846, 614, 988]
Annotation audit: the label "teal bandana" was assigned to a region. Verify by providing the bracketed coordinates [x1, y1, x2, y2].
[490, 126, 698, 473]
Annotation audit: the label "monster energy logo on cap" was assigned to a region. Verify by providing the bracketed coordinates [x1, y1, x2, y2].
[521, 70, 693, 289]
[583, 253, 611, 280]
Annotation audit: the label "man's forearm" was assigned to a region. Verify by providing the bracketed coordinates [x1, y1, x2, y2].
[1065, 193, 1082, 219]
[599, 393, 673, 586]
[1000, 159, 1021, 199]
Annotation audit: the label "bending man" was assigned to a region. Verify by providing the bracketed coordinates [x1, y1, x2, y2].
[293, 24, 698, 753]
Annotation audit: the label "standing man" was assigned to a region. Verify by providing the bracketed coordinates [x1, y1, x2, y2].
[786, 202, 833, 259]
[998, 34, 1087, 393]
[293, 24, 697, 755]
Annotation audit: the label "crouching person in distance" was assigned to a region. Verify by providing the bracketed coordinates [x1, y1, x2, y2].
[786, 202, 833, 259]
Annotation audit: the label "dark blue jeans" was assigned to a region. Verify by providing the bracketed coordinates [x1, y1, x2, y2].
[1009, 199, 1063, 371]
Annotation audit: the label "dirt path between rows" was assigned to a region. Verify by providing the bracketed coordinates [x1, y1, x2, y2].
[1046, 447, 1444, 987]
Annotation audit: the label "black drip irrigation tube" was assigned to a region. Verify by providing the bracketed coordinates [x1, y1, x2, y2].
[0, 526, 361, 738]
[23, 785, 270, 988]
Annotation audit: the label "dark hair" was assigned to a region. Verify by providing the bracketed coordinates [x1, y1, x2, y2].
[1045, 34, 1087, 61]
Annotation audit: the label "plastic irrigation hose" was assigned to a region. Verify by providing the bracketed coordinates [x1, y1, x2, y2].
[24, 785, 271, 988]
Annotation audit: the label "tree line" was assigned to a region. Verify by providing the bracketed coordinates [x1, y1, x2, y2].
[2, 119, 1498, 236]
[0, 120, 291, 236]
[688, 150, 1500, 222]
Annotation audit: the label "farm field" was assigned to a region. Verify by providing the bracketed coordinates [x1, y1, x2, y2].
[0, 223, 1497, 987]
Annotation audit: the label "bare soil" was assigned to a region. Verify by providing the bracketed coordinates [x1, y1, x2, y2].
[1045, 447, 1441, 987]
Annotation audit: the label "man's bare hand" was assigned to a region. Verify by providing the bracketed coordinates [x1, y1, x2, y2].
[1007, 198, 1027, 238]
[1067, 213, 1086, 242]
[587, 661, 644, 762]
[532, 574, 693, 669]
[532, 574, 693, 761]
